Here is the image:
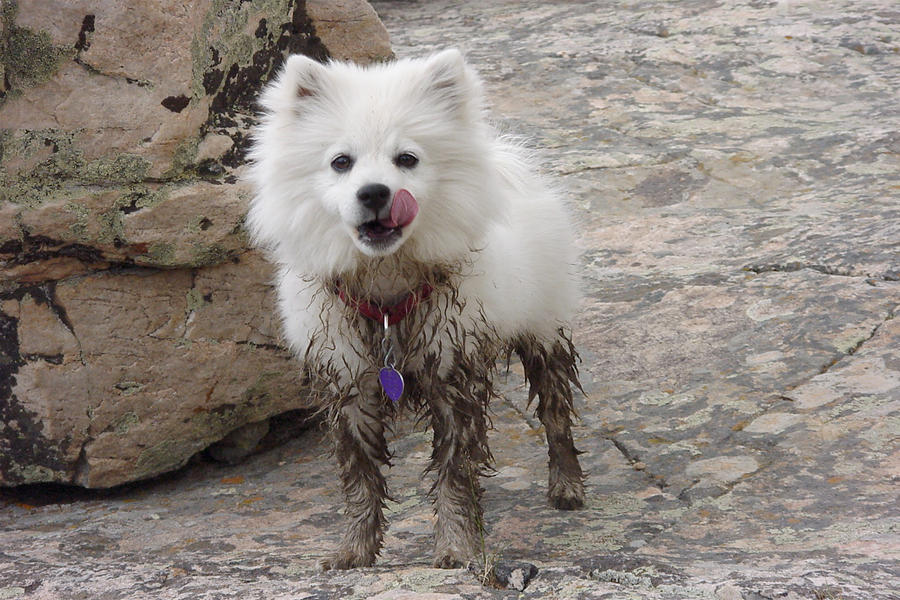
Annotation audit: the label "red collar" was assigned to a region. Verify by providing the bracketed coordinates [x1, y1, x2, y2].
[334, 281, 433, 326]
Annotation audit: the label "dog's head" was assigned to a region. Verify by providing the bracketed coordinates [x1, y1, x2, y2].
[247, 50, 507, 277]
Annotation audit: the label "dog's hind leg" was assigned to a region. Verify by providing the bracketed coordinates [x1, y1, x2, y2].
[516, 331, 585, 510]
[426, 385, 492, 569]
[321, 391, 391, 570]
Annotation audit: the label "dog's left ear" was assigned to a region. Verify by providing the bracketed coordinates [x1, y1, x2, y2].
[283, 54, 328, 99]
[423, 49, 484, 120]
[258, 54, 330, 115]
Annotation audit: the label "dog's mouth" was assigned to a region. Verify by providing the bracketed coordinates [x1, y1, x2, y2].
[354, 189, 418, 250]
[357, 220, 403, 244]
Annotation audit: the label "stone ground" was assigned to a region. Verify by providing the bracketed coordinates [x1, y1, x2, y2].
[2, 0, 899, 598]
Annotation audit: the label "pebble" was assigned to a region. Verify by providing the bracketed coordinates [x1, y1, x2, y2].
[490, 561, 538, 591]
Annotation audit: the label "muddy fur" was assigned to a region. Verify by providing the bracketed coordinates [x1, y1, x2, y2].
[514, 333, 586, 510]
[300, 255, 583, 570]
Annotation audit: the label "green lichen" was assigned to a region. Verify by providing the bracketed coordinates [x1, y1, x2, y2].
[191, 242, 231, 267]
[134, 439, 202, 481]
[63, 201, 90, 239]
[1, 14, 70, 94]
[1, 178, 59, 206]
[0, 130, 78, 206]
[118, 186, 169, 212]
[859, 414, 899, 451]
[7, 462, 64, 484]
[185, 287, 208, 312]
[189, 400, 275, 444]
[659, 439, 704, 457]
[191, 406, 238, 435]
[590, 568, 653, 587]
[82, 153, 151, 184]
[675, 406, 716, 430]
[8, 137, 149, 186]
[269, 562, 305, 577]
[826, 395, 885, 420]
[110, 412, 140, 435]
[166, 137, 200, 179]
[832, 331, 870, 354]
[146, 242, 176, 265]
[395, 569, 462, 596]
[591, 493, 646, 517]
[1, 130, 154, 211]
[191, 0, 294, 98]
[97, 207, 125, 245]
[231, 33, 255, 66]
[554, 519, 627, 552]
[5, 27, 60, 85]
[114, 381, 145, 396]
[186, 214, 210, 234]
[768, 526, 805, 545]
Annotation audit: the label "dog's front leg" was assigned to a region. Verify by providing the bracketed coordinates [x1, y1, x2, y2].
[426, 391, 491, 569]
[322, 391, 391, 570]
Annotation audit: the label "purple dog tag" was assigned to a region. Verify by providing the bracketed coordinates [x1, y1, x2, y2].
[379, 367, 404, 402]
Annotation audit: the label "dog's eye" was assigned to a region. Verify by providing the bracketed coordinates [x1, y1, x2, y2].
[331, 155, 354, 172]
[395, 153, 419, 169]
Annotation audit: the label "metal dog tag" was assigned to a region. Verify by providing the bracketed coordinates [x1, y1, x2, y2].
[379, 314, 404, 402]
[379, 367, 404, 402]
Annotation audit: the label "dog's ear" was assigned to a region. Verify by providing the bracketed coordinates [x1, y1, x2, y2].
[258, 54, 328, 114]
[424, 49, 467, 92]
[283, 54, 328, 99]
[423, 49, 484, 119]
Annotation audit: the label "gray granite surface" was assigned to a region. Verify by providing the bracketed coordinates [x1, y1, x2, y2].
[2, 0, 898, 598]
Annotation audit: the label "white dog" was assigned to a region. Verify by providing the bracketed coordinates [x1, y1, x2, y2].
[247, 49, 584, 570]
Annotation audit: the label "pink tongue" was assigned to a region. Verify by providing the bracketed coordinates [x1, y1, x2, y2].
[380, 189, 418, 228]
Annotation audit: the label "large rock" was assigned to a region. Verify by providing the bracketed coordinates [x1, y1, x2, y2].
[0, 0, 392, 487]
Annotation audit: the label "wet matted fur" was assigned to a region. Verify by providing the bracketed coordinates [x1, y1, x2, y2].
[246, 50, 586, 569]
[288, 257, 584, 570]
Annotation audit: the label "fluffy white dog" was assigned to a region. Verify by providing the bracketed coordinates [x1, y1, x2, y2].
[247, 49, 584, 570]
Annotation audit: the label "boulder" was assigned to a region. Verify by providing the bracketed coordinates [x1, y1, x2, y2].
[0, 0, 392, 487]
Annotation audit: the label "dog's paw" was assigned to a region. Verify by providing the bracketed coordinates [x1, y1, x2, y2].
[320, 551, 376, 571]
[550, 492, 584, 510]
[549, 480, 585, 510]
[433, 552, 468, 569]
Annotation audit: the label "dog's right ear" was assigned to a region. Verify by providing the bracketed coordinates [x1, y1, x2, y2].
[259, 54, 328, 113]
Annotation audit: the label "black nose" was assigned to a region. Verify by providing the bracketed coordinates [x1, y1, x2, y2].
[356, 183, 391, 211]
